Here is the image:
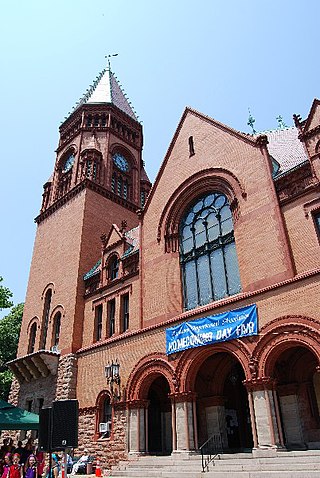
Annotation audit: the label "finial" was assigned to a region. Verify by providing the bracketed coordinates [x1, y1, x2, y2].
[247, 108, 256, 134]
[105, 53, 119, 70]
[120, 220, 127, 233]
[276, 115, 287, 129]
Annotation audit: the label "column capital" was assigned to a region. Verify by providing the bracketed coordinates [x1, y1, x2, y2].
[169, 391, 196, 403]
[244, 377, 276, 391]
[127, 399, 149, 410]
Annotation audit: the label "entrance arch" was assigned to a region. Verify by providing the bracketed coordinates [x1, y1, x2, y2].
[253, 316, 320, 450]
[126, 354, 175, 455]
[147, 375, 172, 454]
[194, 351, 253, 451]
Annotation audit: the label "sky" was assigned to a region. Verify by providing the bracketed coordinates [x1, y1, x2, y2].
[0, 0, 319, 316]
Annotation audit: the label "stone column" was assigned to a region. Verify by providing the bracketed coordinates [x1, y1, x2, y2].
[278, 383, 304, 448]
[245, 378, 281, 455]
[55, 353, 78, 400]
[171, 392, 196, 452]
[128, 400, 148, 454]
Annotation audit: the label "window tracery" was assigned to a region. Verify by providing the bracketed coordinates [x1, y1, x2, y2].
[180, 192, 241, 310]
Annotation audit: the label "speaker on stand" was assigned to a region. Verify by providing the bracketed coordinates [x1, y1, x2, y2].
[51, 399, 79, 450]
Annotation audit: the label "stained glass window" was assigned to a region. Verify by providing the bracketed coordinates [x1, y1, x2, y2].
[180, 192, 241, 310]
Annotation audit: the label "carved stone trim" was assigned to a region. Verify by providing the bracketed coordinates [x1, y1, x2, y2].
[79, 406, 97, 416]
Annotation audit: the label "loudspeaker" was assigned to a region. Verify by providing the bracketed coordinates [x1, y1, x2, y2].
[38, 407, 52, 451]
[51, 399, 79, 450]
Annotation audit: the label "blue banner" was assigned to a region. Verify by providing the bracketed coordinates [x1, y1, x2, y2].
[166, 304, 258, 355]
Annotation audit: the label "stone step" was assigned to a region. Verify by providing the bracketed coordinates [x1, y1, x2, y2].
[110, 451, 320, 478]
[110, 472, 320, 478]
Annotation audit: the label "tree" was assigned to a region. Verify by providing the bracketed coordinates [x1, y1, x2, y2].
[0, 276, 13, 310]
[0, 303, 24, 399]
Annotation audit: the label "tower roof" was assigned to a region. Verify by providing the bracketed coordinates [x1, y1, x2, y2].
[69, 68, 138, 121]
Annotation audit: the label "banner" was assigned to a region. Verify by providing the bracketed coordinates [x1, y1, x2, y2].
[166, 304, 258, 355]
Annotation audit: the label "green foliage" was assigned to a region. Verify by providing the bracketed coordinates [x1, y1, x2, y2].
[0, 303, 24, 400]
[0, 370, 14, 400]
[0, 276, 13, 310]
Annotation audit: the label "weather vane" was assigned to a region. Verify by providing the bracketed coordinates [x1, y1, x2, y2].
[276, 115, 287, 129]
[105, 53, 119, 70]
[247, 108, 256, 134]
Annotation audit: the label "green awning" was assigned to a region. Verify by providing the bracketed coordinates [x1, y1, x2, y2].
[0, 399, 39, 430]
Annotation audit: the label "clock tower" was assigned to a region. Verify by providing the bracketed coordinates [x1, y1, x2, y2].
[10, 67, 151, 405]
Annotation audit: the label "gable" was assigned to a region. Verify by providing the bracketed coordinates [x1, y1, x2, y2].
[144, 108, 258, 215]
[304, 99, 320, 133]
[106, 224, 123, 248]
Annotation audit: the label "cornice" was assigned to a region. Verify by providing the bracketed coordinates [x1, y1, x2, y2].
[76, 267, 320, 356]
[35, 179, 138, 224]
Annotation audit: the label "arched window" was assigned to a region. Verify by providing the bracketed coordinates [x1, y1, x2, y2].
[101, 396, 112, 438]
[40, 289, 52, 349]
[108, 256, 119, 281]
[28, 323, 37, 354]
[111, 151, 132, 200]
[52, 312, 61, 350]
[180, 192, 241, 310]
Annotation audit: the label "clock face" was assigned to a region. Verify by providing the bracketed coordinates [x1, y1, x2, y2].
[113, 153, 129, 173]
[62, 154, 75, 173]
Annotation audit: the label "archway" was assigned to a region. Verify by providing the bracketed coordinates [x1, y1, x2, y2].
[272, 345, 320, 449]
[147, 375, 172, 455]
[195, 352, 253, 452]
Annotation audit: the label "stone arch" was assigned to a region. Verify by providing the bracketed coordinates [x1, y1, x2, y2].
[26, 316, 40, 335]
[41, 283, 55, 300]
[110, 143, 138, 169]
[177, 340, 252, 393]
[157, 168, 246, 251]
[251, 315, 320, 379]
[126, 353, 177, 401]
[56, 144, 78, 170]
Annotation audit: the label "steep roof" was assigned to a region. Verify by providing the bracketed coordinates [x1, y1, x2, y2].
[262, 127, 309, 176]
[69, 68, 138, 121]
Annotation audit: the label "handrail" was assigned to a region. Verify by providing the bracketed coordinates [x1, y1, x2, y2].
[199, 433, 223, 472]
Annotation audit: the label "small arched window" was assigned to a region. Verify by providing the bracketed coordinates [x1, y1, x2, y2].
[40, 289, 52, 349]
[108, 256, 119, 281]
[52, 312, 61, 349]
[180, 192, 241, 310]
[28, 323, 37, 354]
[101, 396, 112, 438]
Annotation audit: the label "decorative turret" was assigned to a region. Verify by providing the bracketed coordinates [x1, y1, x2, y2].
[36, 67, 149, 223]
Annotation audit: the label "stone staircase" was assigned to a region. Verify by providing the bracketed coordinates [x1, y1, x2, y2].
[110, 450, 320, 477]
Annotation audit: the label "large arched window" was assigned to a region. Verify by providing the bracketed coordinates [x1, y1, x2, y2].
[180, 192, 241, 310]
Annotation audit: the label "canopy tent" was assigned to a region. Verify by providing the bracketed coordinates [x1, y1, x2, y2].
[0, 399, 39, 430]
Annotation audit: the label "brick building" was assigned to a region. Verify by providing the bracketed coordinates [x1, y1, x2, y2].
[8, 67, 320, 465]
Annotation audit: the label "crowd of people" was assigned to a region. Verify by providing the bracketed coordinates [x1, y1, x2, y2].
[0, 438, 76, 478]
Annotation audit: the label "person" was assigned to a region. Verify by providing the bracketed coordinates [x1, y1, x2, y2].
[66, 454, 73, 474]
[70, 450, 89, 475]
[35, 450, 45, 478]
[44, 454, 60, 478]
[1, 454, 12, 478]
[25, 454, 37, 478]
[13, 443, 24, 460]
[10, 453, 22, 478]
[6, 441, 14, 455]
[21, 440, 33, 467]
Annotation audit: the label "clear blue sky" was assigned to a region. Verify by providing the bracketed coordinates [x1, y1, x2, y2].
[1, 0, 319, 316]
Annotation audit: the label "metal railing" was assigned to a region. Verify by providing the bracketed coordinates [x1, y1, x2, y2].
[199, 433, 223, 472]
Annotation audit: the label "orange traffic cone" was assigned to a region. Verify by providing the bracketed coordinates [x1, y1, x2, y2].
[95, 459, 102, 477]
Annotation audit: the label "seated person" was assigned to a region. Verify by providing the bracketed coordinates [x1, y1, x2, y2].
[70, 451, 89, 475]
